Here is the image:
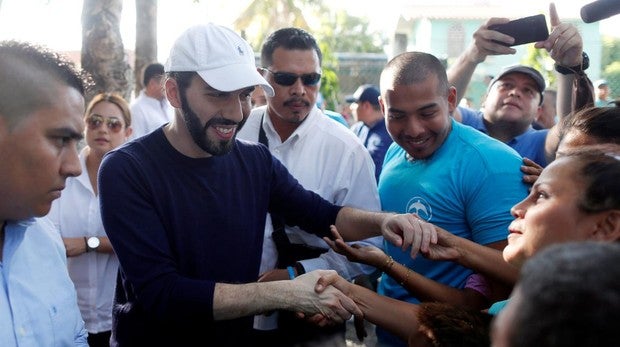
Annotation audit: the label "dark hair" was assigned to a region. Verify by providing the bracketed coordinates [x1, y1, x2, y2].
[85, 92, 132, 127]
[260, 27, 322, 68]
[413, 302, 492, 347]
[510, 242, 620, 347]
[381, 51, 449, 95]
[142, 63, 165, 87]
[560, 106, 620, 146]
[557, 144, 620, 213]
[0, 40, 88, 127]
[165, 71, 196, 97]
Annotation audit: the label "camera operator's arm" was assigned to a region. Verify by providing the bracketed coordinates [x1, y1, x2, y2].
[537, 3, 585, 163]
[448, 17, 515, 103]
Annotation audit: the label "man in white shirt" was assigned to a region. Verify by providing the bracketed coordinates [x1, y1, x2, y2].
[129, 63, 174, 139]
[237, 27, 382, 345]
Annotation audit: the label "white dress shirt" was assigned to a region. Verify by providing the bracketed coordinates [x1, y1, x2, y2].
[239, 105, 383, 329]
[129, 90, 174, 140]
[48, 149, 119, 334]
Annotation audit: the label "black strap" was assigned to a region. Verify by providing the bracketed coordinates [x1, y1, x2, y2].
[258, 114, 327, 268]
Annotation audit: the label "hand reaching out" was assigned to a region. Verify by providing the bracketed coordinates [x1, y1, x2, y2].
[535, 3, 583, 67]
[324, 225, 388, 268]
[521, 157, 543, 185]
[290, 269, 362, 324]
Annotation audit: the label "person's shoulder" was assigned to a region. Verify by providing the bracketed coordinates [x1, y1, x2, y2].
[452, 121, 522, 162]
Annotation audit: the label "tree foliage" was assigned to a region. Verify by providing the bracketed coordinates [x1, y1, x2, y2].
[522, 43, 556, 89]
[601, 35, 620, 69]
[233, 0, 386, 110]
[315, 10, 386, 54]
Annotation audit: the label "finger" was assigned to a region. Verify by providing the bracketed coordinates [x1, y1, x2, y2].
[354, 314, 367, 341]
[522, 174, 539, 185]
[549, 2, 559, 27]
[315, 272, 338, 293]
[336, 291, 363, 317]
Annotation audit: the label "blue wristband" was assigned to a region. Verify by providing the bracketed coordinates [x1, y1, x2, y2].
[287, 266, 296, 280]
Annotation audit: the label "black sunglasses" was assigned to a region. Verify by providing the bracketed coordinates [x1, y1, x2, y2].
[263, 69, 321, 86]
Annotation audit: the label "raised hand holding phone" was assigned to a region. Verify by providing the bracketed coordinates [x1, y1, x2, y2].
[488, 14, 549, 46]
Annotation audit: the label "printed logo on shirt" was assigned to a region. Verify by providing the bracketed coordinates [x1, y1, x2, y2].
[406, 197, 432, 221]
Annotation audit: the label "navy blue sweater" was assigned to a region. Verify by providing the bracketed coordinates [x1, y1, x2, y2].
[99, 129, 341, 346]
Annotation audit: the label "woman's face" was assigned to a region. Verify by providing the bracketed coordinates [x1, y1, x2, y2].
[502, 157, 600, 268]
[85, 101, 131, 156]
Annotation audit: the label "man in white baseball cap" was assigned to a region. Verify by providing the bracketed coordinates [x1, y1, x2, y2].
[98, 23, 429, 346]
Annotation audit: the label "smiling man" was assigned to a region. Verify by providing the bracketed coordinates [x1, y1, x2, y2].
[98, 23, 430, 347]
[375, 51, 529, 346]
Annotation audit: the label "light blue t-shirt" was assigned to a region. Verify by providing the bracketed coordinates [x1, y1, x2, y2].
[0, 217, 88, 347]
[376, 120, 528, 345]
[459, 106, 548, 167]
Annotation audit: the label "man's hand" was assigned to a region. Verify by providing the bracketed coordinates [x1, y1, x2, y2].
[290, 270, 362, 324]
[535, 3, 583, 67]
[466, 17, 517, 63]
[521, 157, 543, 185]
[380, 214, 438, 259]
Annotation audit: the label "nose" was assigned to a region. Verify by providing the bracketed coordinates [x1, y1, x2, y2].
[289, 77, 306, 96]
[510, 197, 529, 218]
[222, 96, 245, 124]
[404, 116, 426, 137]
[60, 144, 82, 178]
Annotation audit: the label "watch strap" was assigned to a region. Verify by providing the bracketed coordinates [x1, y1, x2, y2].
[555, 52, 589, 75]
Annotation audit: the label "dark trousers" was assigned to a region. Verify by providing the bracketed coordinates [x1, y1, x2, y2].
[88, 330, 112, 347]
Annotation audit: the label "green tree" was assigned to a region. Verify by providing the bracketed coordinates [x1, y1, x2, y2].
[601, 36, 620, 70]
[316, 10, 386, 53]
[522, 43, 556, 89]
[233, 0, 315, 49]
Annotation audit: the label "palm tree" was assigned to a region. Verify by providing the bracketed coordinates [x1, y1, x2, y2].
[81, 0, 132, 101]
[134, 0, 158, 97]
[233, 0, 315, 49]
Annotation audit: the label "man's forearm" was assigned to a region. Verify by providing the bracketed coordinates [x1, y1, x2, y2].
[333, 207, 390, 241]
[448, 50, 482, 103]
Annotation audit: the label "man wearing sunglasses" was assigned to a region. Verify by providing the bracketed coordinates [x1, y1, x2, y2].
[237, 27, 382, 346]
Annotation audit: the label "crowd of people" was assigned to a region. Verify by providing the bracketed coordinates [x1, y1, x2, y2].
[1, 2, 618, 347]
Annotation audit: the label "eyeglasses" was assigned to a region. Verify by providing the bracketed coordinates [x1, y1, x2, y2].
[263, 69, 321, 86]
[86, 114, 124, 133]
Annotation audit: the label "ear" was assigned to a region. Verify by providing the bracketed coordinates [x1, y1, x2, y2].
[447, 86, 457, 113]
[165, 78, 182, 108]
[592, 210, 620, 242]
[124, 125, 133, 139]
[379, 96, 386, 117]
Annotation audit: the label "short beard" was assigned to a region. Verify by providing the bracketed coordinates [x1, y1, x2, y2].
[180, 92, 236, 156]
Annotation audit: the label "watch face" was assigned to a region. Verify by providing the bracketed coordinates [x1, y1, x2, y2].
[87, 237, 100, 249]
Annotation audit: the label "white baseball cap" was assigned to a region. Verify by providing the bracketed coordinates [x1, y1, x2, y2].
[164, 23, 274, 97]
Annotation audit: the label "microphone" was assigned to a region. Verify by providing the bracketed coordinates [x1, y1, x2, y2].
[581, 0, 620, 23]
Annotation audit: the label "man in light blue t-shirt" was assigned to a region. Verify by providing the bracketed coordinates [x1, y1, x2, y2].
[375, 51, 529, 347]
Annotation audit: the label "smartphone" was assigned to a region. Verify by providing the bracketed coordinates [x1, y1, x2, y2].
[488, 14, 549, 46]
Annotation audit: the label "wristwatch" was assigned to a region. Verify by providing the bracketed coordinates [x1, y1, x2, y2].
[555, 52, 589, 75]
[86, 236, 100, 252]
